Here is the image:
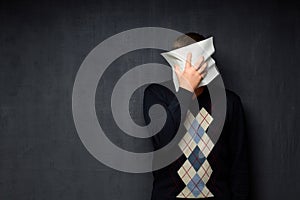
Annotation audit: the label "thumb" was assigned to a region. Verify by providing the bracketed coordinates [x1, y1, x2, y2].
[174, 65, 181, 76]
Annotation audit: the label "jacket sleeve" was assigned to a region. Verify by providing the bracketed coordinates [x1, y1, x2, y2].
[229, 95, 250, 200]
[143, 84, 193, 150]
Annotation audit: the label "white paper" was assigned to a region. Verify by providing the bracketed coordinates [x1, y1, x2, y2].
[161, 37, 219, 92]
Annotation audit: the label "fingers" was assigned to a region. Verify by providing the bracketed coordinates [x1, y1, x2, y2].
[200, 71, 207, 79]
[194, 56, 204, 70]
[181, 53, 208, 81]
[174, 64, 181, 77]
[185, 52, 192, 69]
[198, 61, 208, 74]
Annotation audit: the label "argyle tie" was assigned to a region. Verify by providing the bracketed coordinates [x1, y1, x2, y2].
[177, 107, 214, 198]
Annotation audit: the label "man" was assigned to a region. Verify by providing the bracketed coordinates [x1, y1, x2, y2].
[143, 33, 249, 200]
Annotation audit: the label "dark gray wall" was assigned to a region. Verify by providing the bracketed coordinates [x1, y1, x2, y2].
[1, 0, 299, 199]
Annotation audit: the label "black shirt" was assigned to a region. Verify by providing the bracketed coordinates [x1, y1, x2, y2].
[143, 81, 249, 200]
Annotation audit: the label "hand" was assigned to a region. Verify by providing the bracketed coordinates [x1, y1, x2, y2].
[174, 52, 208, 92]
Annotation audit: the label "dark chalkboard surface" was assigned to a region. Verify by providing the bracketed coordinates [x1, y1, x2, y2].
[0, 0, 299, 199]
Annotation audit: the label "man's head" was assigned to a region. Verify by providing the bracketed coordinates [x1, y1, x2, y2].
[172, 32, 206, 50]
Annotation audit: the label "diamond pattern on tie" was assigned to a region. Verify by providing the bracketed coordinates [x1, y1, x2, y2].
[188, 146, 205, 171]
[177, 107, 214, 198]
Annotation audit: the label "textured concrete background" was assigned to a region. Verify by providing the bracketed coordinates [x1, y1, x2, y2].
[0, 0, 299, 199]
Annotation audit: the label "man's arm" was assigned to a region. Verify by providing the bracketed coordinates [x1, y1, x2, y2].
[143, 84, 193, 149]
[229, 95, 250, 200]
[143, 52, 208, 149]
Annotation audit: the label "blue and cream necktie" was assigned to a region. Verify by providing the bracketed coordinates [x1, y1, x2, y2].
[177, 107, 214, 198]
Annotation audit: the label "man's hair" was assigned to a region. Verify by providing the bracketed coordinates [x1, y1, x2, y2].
[172, 32, 206, 50]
